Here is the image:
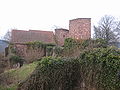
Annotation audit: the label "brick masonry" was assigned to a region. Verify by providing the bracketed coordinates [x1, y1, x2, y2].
[55, 28, 69, 46]
[11, 18, 91, 46]
[9, 43, 45, 63]
[69, 18, 91, 39]
[9, 18, 91, 62]
[54, 18, 91, 45]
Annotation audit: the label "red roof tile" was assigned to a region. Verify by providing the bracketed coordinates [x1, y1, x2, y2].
[11, 30, 55, 44]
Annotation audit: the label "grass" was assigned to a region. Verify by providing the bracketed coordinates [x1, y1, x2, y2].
[0, 61, 39, 90]
[0, 84, 17, 90]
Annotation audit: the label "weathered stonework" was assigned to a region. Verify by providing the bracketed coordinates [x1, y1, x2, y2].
[55, 28, 69, 46]
[54, 18, 91, 46]
[69, 18, 91, 39]
[11, 18, 91, 46]
[9, 18, 91, 62]
[9, 43, 45, 63]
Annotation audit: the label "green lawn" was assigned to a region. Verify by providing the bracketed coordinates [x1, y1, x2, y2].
[0, 61, 39, 90]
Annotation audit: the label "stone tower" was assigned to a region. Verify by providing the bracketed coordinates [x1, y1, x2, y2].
[55, 28, 69, 46]
[69, 18, 91, 39]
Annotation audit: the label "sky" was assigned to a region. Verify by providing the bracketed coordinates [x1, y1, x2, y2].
[0, 0, 120, 38]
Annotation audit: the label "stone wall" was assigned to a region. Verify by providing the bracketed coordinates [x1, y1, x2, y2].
[10, 18, 91, 47]
[55, 29, 69, 46]
[9, 43, 45, 63]
[54, 18, 91, 46]
[69, 18, 91, 40]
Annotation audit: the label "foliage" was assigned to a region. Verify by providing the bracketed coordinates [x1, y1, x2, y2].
[18, 57, 81, 90]
[9, 45, 17, 54]
[18, 47, 120, 90]
[26, 41, 46, 49]
[64, 38, 77, 50]
[79, 47, 120, 90]
[94, 38, 107, 47]
[54, 46, 63, 56]
[9, 55, 24, 67]
[26, 41, 55, 49]
[26, 41, 55, 56]
[0, 61, 38, 89]
[46, 46, 53, 56]
[45, 43, 56, 56]
[63, 38, 81, 57]
[0, 84, 17, 90]
[45, 43, 56, 47]
[62, 38, 108, 57]
[0, 54, 8, 74]
[64, 38, 107, 50]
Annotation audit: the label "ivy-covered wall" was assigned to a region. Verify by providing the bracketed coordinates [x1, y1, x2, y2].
[18, 47, 120, 90]
[8, 42, 45, 63]
[8, 41, 56, 64]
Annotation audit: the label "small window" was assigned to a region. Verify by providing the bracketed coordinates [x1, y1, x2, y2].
[63, 35, 65, 37]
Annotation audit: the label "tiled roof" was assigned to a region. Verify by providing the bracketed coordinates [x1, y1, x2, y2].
[11, 30, 55, 44]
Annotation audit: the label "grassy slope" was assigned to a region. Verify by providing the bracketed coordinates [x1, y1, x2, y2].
[0, 61, 39, 90]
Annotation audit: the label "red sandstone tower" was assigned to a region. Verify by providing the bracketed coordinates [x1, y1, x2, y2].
[69, 18, 91, 39]
[55, 28, 69, 46]
[11, 18, 91, 46]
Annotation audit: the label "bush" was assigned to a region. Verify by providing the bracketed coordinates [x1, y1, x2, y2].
[53, 46, 63, 56]
[46, 46, 53, 56]
[79, 47, 120, 90]
[18, 57, 81, 90]
[63, 38, 108, 57]
[0, 54, 8, 74]
[18, 47, 120, 90]
[9, 55, 24, 67]
[26, 41, 46, 49]
[64, 38, 77, 50]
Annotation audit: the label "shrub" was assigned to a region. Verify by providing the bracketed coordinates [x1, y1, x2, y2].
[54, 46, 63, 56]
[79, 47, 120, 90]
[64, 38, 77, 50]
[26, 41, 46, 49]
[9, 55, 24, 67]
[26, 41, 55, 49]
[18, 47, 120, 90]
[18, 57, 81, 90]
[46, 46, 53, 56]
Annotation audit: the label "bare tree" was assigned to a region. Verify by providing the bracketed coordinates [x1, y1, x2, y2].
[3, 30, 11, 42]
[114, 21, 120, 39]
[94, 15, 120, 44]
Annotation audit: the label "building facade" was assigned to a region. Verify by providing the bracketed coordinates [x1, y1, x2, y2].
[8, 18, 91, 63]
[69, 18, 91, 40]
[11, 18, 91, 46]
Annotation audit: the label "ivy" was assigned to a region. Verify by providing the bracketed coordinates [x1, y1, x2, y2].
[26, 41, 46, 49]
[54, 46, 63, 56]
[64, 38, 77, 50]
[19, 47, 120, 90]
[9, 55, 24, 67]
[9, 44, 17, 54]
[79, 47, 120, 90]
[18, 57, 81, 90]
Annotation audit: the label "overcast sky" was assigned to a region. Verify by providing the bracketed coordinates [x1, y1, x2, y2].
[0, 0, 120, 38]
